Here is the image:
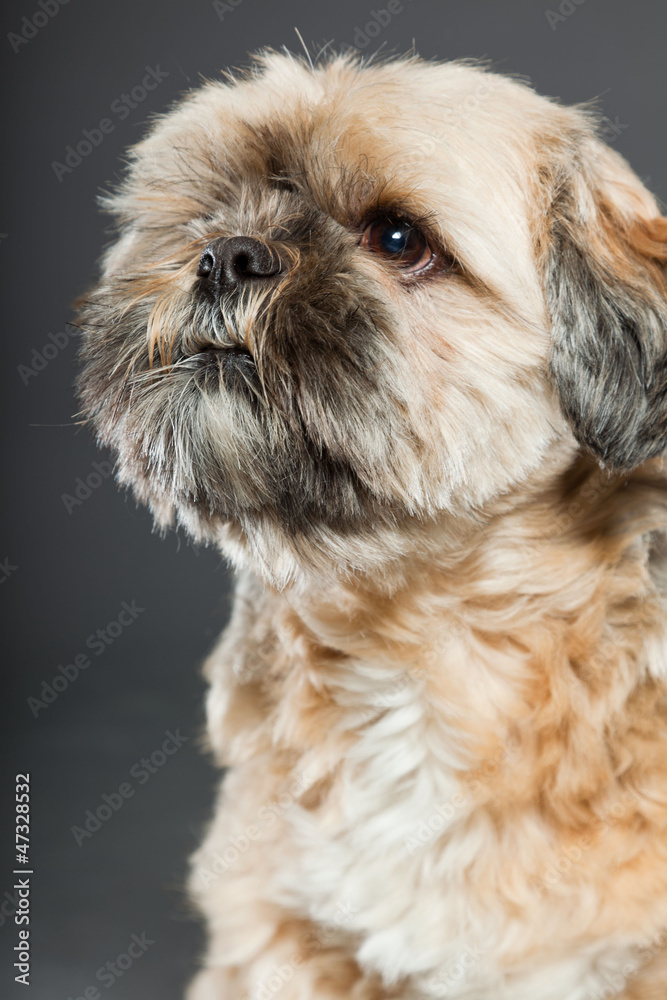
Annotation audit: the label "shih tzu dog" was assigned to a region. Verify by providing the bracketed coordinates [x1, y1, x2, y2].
[76, 52, 667, 999]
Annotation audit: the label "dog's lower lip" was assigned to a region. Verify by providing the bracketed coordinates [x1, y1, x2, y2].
[196, 345, 256, 371]
[195, 345, 259, 394]
[198, 345, 253, 360]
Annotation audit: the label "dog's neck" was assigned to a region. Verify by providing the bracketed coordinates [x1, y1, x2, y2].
[257, 455, 667, 810]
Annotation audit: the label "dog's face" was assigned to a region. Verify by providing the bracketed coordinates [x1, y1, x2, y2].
[77, 54, 667, 583]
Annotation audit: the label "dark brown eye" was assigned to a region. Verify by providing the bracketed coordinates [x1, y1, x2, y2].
[361, 217, 434, 273]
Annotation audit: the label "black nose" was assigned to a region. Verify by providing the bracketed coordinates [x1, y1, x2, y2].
[196, 236, 281, 296]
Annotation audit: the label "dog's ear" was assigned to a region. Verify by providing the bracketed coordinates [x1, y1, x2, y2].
[545, 138, 667, 472]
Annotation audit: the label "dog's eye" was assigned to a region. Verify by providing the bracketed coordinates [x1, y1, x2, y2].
[361, 217, 433, 273]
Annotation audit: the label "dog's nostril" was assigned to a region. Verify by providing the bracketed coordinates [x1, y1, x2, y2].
[197, 253, 214, 278]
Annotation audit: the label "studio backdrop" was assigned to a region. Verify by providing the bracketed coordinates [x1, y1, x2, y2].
[2, 1, 666, 998]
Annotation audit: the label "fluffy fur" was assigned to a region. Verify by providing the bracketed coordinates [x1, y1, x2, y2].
[76, 52, 667, 999]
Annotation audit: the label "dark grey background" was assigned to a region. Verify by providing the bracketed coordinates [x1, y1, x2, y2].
[2, 1, 666, 998]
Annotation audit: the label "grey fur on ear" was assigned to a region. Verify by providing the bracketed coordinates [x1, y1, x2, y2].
[546, 157, 667, 472]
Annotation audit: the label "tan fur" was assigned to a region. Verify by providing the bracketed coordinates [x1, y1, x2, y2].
[191, 457, 667, 998]
[75, 53, 667, 998]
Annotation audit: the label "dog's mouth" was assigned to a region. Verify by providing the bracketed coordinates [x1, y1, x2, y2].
[195, 343, 259, 393]
[197, 344, 254, 364]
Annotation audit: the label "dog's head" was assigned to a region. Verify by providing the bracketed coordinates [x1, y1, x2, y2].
[76, 53, 667, 584]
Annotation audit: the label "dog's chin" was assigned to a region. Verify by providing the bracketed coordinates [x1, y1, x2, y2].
[173, 491, 441, 592]
[113, 367, 406, 587]
[141, 442, 409, 584]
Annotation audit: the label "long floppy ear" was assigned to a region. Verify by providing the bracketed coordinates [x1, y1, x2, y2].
[546, 138, 667, 472]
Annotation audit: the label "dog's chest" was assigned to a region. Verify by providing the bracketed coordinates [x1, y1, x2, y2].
[269, 661, 492, 989]
[266, 658, 627, 999]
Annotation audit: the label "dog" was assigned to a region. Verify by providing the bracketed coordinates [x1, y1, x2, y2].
[76, 52, 667, 999]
